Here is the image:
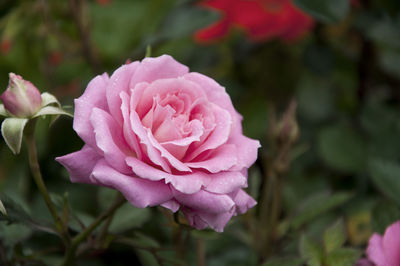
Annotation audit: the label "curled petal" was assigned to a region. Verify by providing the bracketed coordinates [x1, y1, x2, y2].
[56, 145, 101, 183]
[185, 104, 232, 161]
[129, 55, 189, 90]
[232, 189, 257, 214]
[382, 221, 400, 263]
[182, 208, 234, 232]
[106, 62, 139, 125]
[172, 188, 235, 214]
[367, 234, 387, 266]
[91, 108, 131, 174]
[126, 157, 246, 194]
[91, 160, 173, 208]
[73, 73, 109, 150]
[185, 144, 237, 173]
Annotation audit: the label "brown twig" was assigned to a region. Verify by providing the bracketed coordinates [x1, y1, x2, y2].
[68, 0, 102, 73]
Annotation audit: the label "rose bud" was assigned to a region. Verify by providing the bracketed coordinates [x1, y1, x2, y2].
[0, 73, 42, 117]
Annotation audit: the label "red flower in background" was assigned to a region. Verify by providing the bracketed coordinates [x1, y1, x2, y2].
[96, 0, 111, 6]
[195, 0, 314, 43]
[1, 39, 12, 54]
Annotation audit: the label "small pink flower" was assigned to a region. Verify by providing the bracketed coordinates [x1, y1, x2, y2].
[56, 55, 260, 232]
[0, 73, 42, 117]
[366, 220, 400, 266]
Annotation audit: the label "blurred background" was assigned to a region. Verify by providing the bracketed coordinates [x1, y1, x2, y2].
[1, 0, 400, 265]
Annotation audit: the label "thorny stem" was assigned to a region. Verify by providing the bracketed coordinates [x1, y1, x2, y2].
[61, 193, 125, 266]
[25, 120, 70, 245]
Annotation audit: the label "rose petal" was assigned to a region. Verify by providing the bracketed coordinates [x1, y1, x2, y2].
[121, 91, 143, 160]
[185, 144, 238, 173]
[183, 72, 237, 119]
[182, 208, 234, 232]
[129, 55, 189, 93]
[136, 77, 206, 119]
[106, 62, 140, 125]
[74, 73, 109, 150]
[161, 199, 180, 213]
[382, 221, 400, 263]
[56, 145, 101, 183]
[129, 83, 172, 172]
[126, 156, 246, 194]
[367, 234, 387, 266]
[172, 188, 235, 214]
[185, 104, 232, 161]
[90, 108, 132, 174]
[228, 133, 261, 171]
[126, 157, 203, 193]
[146, 128, 192, 172]
[91, 160, 173, 208]
[232, 189, 257, 214]
[161, 120, 204, 160]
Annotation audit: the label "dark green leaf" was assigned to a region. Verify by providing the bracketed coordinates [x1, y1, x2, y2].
[291, 192, 352, 230]
[0, 195, 56, 234]
[293, 0, 349, 23]
[369, 159, 400, 206]
[317, 125, 366, 173]
[371, 200, 400, 234]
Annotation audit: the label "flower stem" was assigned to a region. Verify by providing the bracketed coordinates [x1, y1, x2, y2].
[24, 120, 69, 244]
[196, 238, 206, 266]
[61, 193, 126, 266]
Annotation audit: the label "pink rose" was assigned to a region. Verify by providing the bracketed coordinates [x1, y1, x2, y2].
[56, 55, 260, 232]
[366, 220, 400, 265]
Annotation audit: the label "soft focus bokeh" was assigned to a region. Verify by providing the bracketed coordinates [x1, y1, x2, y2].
[1, 0, 400, 265]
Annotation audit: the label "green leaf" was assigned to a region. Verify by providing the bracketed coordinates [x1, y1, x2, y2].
[0, 223, 32, 247]
[317, 125, 366, 173]
[323, 219, 346, 253]
[291, 192, 353, 230]
[0, 195, 56, 234]
[158, 6, 219, 39]
[109, 203, 151, 233]
[293, 0, 349, 23]
[263, 257, 304, 266]
[371, 200, 400, 234]
[119, 233, 160, 249]
[299, 234, 323, 266]
[33, 106, 72, 118]
[1, 117, 28, 154]
[325, 248, 361, 266]
[369, 159, 400, 206]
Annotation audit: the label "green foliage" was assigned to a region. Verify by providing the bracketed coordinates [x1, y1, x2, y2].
[290, 192, 352, 230]
[317, 125, 366, 173]
[299, 234, 324, 266]
[369, 159, 400, 206]
[323, 219, 346, 254]
[0, 0, 400, 264]
[293, 0, 350, 23]
[299, 220, 361, 266]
